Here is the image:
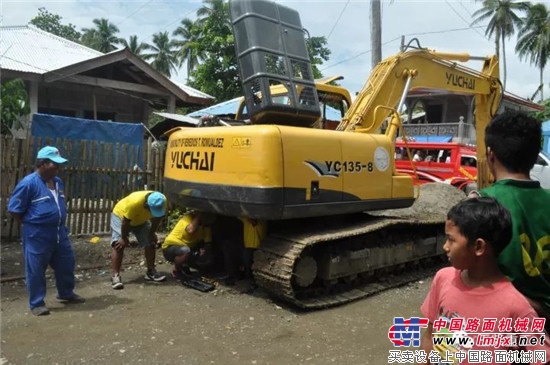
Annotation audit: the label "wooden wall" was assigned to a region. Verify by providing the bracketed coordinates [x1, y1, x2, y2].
[1, 136, 165, 240]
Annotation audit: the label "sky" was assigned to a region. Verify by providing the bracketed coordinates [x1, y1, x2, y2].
[2, 0, 548, 102]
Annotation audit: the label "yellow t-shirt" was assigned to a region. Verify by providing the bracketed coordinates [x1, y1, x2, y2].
[239, 217, 266, 249]
[113, 191, 160, 226]
[162, 214, 212, 249]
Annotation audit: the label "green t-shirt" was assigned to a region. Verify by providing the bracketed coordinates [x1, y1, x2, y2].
[480, 179, 550, 311]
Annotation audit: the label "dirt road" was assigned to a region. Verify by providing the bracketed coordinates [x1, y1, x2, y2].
[0, 238, 433, 365]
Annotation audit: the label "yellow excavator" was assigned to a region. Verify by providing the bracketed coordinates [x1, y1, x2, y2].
[163, 0, 503, 308]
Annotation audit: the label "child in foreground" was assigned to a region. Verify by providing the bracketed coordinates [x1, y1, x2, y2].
[419, 197, 550, 365]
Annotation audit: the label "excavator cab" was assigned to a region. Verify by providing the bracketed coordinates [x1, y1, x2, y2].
[229, 0, 321, 126]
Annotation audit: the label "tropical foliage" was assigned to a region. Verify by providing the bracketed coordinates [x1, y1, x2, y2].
[1, 79, 30, 135]
[173, 18, 204, 80]
[472, 0, 531, 89]
[186, 0, 240, 101]
[81, 18, 124, 53]
[307, 36, 332, 79]
[515, 3, 550, 101]
[143, 32, 179, 77]
[120, 35, 151, 58]
[30, 8, 81, 42]
[535, 98, 550, 121]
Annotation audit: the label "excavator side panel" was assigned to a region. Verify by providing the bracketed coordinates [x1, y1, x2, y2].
[165, 125, 414, 220]
[164, 125, 285, 219]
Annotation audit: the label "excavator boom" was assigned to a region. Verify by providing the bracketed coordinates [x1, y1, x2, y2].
[337, 48, 501, 188]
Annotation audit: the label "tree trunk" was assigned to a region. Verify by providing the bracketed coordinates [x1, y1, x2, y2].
[540, 66, 544, 101]
[501, 32, 507, 91]
[495, 29, 501, 88]
[370, 0, 382, 68]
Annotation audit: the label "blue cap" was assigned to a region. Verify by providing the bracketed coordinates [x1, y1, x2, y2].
[37, 146, 68, 164]
[147, 192, 166, 218]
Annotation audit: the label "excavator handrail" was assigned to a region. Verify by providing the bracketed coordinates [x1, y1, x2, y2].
[352, 104, 396, 133]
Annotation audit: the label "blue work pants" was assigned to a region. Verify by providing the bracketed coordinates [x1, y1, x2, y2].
[22, 224, 76, 309]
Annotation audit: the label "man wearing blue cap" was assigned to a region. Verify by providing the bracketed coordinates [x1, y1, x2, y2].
[110, 190, 167, 289]
[8, 146, 85, 316]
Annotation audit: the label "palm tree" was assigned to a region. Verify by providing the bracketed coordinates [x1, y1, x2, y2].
[173, 18, 204, 80]
[120, 35, 151, 58]
[471, 0, 530, 89]
[143, 31, 178, 77]
[196, 0, 229, 25]
[81, 18, 123, 53]
[515, 3, 550, 101]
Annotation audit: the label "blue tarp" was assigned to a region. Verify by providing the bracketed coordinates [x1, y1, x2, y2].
[30, 113, 145, 197]
[543, 120, 550, 154]
[409, 135, 453, 143]
[31, 113, 144, 146]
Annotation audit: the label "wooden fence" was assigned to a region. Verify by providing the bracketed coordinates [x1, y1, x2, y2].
[1, 135, 165, 240]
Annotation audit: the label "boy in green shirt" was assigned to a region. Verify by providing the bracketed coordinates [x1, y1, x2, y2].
[472, 110, 550, 328]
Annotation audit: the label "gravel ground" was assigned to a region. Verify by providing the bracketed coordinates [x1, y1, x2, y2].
[0, 235, 435, 365]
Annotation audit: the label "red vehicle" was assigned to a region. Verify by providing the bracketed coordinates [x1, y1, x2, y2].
[395, 140, 478, 192]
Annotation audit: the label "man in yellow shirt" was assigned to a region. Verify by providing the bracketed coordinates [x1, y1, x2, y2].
[162, 212, 214, 281]
[239, 217, 266, 292]
[110, 191, 167, 289]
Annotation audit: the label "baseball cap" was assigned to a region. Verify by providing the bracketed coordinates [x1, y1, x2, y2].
[147, 192, 166, 218]
[37, 146, 68, 164]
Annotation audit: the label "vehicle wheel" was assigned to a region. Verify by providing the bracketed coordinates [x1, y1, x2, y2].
[463, 182, 478, 194]
[293, 256, 317, 288]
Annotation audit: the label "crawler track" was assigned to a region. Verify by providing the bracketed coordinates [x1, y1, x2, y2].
[253, 183, 465, 309]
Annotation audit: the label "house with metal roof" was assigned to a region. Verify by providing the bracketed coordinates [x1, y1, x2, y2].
[0, 25, 214, 136]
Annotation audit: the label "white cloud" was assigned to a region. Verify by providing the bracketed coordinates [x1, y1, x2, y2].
[2, 0, 546, 101]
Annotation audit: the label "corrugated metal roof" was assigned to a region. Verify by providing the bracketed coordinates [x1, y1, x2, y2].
[1, 25, 214, 101]
[187, 97, 242, 117]
[188, 96, 343, 121]
[171, 81, 215, 100]
[154, 112, 200, 125]
[0, 25, 104, 74]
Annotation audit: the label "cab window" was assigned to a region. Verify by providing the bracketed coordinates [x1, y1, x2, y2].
[460, 156, 477, 168]
[318, 91, 349, 121]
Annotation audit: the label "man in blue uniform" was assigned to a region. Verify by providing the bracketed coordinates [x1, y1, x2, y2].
[8, 146, 85, 316]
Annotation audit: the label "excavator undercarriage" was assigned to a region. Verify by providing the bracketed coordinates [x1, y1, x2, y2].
[253, 183, 465, 308]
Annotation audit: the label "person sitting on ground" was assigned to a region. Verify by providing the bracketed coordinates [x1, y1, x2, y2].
[419, 197, 550, 363]
[470, 110, 550, 331]
[162, 211, 215, 282]
[110, 190, 167, 290]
